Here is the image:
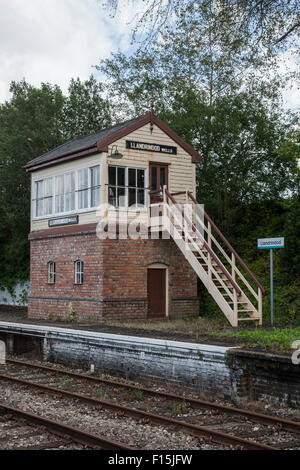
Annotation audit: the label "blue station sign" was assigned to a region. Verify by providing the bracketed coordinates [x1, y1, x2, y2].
[257, 237, 284, 250]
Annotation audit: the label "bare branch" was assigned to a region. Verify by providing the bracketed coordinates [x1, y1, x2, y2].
[274, 21, 300, 44]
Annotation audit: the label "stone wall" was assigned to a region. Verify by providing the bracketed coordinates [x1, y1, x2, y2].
[0, 322, 235, 401]
[1, 321, 300, 406]
[228, 349, 300, 407]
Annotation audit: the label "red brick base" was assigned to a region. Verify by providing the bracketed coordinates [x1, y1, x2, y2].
[28, 228, 199, 323]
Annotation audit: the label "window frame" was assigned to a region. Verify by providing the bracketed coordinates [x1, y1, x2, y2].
[54, 171, 76, 215]
[108, 165, 147, 210]
[33, 164, 101, 220]
[48, 261, 56, 284]
[74, 260, 84, 285]
[35, 177, 54, 218]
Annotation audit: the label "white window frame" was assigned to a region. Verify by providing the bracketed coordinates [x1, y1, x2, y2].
[74, 260, 84, 285]
[54, 171, 76, 216]
[35, 177, 54, 218]
[48, 261, 56, 284]
[108, 165, 147, 210]
[77, 165, 101, 211]
[33, 164, 101, 220]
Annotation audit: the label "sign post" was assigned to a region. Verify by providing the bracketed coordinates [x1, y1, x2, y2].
[258, 237, 284, 326]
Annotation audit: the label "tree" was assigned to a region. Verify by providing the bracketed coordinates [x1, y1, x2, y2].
[98, 16, 299, 231]
[276, 131, 300, 278]
[280, 196, 300, 278]
[0, 78, 113, 288]
[104, 0, 300, 48]
[162, 90, 299, 231]
[99, 0, 286, 121]
[0, 80, 65, 288]
[62, 77, 113, 139]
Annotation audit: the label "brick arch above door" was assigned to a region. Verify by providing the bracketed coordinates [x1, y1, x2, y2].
[147, 261, 169, 268]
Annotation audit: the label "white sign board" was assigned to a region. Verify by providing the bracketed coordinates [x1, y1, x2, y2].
[257, 237, 284, 250]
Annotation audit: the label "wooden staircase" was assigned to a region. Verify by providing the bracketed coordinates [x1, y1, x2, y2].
[154, 188, 265, 327]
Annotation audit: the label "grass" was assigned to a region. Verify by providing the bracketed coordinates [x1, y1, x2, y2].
[104, 316, 300, 354]
[106, 316, 225, 336]
[216, 326, 300, 353]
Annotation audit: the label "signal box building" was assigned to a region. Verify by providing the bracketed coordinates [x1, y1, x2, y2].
[25, 112, 265, 326]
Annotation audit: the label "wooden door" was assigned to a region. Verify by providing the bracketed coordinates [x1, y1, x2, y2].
[147, 269, 166, 319]
[149, 164, 168, 204]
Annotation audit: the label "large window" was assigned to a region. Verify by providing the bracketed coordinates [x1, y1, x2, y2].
[55, 172, 75, 214]
[78, 168, 89, 210]
[78, 165, 100, 210]
[128, 168, 145, 207]
[108, 166, 126, 207]
[35, 178, 53, 217]
[34, 165, 100, 218]
[108, 166, 146, 208]
[91, 165, 101, 207]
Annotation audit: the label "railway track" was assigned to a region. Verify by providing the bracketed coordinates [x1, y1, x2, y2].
[1, 358, 300, 450]
[0, 402, 135, 450]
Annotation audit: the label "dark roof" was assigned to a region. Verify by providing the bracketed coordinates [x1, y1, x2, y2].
[24, 113, 201, 171]
[24, 116, 143, 170]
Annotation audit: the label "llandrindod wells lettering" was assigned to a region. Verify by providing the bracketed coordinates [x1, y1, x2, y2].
[126, 140, 177, 155]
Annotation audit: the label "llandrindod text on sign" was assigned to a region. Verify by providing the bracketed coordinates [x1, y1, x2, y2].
[257, 238, 284, 249]
[126, 140, 177, 155]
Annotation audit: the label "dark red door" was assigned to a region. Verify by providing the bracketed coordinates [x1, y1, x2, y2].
[149, 164, 168, 204]
[147, 269, 166, 319]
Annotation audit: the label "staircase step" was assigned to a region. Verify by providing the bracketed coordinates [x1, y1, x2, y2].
[214, 278, 230, 283]
[228, 301, 248, 305]
[164, 205, 263, 327]
[216, 285, 234, 290]
[238, 317, 260, 322]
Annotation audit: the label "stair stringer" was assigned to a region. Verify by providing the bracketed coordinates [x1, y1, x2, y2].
[164, 214, 238, 327]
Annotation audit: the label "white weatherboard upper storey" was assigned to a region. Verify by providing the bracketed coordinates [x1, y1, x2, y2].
[31, 123, 196, 232]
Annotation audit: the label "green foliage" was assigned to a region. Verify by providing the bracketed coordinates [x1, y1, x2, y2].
[220, 327, 300, 352]
[62, 77, 112, 139]
[198, 199, 300, 327]
[0, 80, 65, 288]
[98, 8, 299, 232]
[0, 77, 112, 289]
[133, 389, 144, 401]
[280, 196, 300, 278]
[104, 0, 300, 52]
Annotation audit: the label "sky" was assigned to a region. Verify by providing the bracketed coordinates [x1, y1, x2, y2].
[0, 0, 134, 102]
[0, 0, 299, 110]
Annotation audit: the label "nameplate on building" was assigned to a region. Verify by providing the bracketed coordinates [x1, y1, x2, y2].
[48, 216, 79, 228]
[126, 140, 177, 155]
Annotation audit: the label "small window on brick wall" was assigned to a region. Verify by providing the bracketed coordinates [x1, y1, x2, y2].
[48, 261, 56, 284]
[75, 260, 84, 284]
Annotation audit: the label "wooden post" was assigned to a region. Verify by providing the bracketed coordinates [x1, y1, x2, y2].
[233, 289, 238, 326]
[207, 221, 212, 282]
[163, 185, 167, 231]
[232, 253, 236, 281]
[258, 288, 262, 326]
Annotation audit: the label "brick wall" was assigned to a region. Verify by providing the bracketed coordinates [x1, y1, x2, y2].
[28, 228, 199, 322]
[228, 350, 300, 407]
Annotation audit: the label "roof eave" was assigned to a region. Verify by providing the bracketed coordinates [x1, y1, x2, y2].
[24, 112, 202, 172]
[24, 145, 99, 172]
